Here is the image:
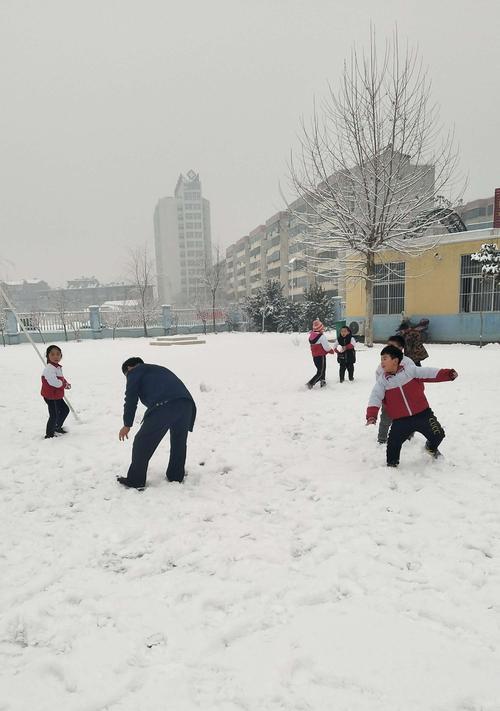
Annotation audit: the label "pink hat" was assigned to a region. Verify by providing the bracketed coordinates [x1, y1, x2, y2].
[312, 319, 324, 333]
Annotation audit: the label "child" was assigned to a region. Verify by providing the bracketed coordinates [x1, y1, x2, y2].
[41, 345, 71, 439]
[377, 334, 414, 444]
[332, 326, 357, 382]
[397, 319, 429, 366]
[366, 345, 457, 467]
[307, 319, 334, 389]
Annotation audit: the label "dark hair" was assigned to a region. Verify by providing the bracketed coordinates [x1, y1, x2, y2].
[46, 344, 62, 362]
[381, 345, 403, 362]
[387, 334, 405, 349]
[121, 357, 144, 374]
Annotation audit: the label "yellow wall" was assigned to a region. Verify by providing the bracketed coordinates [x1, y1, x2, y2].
[346, 235, 500, 317]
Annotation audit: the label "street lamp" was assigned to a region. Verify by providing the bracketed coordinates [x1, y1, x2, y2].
[286, 258, 297, 301]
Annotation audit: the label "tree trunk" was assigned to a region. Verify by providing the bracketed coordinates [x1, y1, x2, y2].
[212, 293, 216, 334]
[365, 252, 375, 348]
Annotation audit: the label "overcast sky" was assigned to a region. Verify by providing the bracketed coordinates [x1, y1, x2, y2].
[1, 0, 498, 286]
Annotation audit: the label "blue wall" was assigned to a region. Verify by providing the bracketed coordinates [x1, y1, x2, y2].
[349, 313, 500, 343]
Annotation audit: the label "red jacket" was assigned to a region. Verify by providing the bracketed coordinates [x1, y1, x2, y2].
[41, 362, 68, 400]
[366, 362, 456, 421]
[309, 331, 334, 356]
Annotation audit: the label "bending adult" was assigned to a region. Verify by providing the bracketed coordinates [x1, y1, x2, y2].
[117, 357, 196, 490]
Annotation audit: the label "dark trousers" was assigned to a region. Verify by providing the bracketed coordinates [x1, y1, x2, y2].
[44, 397, 69, 437]
[377, 405, 392, 443]
[339, 362, 354, 382]
[308, 356, 326, 387]
[386, 407, 445, 466]
[125, 399, 194, 487]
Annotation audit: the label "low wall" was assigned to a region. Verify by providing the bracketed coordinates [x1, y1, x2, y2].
[347, 313, 500, 344]
[5, 324, 237, 345]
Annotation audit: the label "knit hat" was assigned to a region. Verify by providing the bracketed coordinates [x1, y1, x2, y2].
[312, 319, 324, 333]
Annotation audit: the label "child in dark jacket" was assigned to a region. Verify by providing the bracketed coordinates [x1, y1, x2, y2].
[332, 326, 357, 382]
[41, 345, 71, 438]
[307, 319, 334, 389]
[366, 345, 457, 467]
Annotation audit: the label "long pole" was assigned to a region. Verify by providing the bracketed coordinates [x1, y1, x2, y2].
[0, 283, 80, 421]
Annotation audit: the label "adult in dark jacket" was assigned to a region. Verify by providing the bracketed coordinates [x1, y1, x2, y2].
[117, 358, 197, 490]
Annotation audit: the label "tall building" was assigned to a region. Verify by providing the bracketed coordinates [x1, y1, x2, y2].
[457, 196, 495, 231]
[154, 171, 212, 305]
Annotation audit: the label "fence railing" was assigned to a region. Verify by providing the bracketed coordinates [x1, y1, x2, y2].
[3, 304, 247, 344]
[17, 311, 92, 332]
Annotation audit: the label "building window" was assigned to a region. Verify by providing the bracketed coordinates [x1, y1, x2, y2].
[460, 255, 500, 312]
[373, 262, 405, 315]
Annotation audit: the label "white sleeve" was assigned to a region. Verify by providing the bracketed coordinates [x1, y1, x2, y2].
[413, 364, 441, 380]
[43, 364, 63, 388]
[350, 337, 357, 347]
[367, 377, 386, 410]
[319, 334, 333, 351]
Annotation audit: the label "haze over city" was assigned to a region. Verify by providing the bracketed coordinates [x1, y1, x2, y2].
[0, 0, 499, 285]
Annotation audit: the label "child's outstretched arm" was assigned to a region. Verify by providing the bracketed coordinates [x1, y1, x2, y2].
[412, 364, 458, 383]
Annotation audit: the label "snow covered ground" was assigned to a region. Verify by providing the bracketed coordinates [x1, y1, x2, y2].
[1, 333, 500, 711]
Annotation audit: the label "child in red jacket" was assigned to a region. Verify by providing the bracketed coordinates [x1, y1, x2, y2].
[41, 345, 71, 438]
[307, 319, 334, 389]
[366, 345, 457, 467]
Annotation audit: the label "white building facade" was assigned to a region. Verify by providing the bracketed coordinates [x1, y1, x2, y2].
[154, 171, 212, 305]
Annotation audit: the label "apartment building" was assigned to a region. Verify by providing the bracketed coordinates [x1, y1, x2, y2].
[154, 171, 212, 305]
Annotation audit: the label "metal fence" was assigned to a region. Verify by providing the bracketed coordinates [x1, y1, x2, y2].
[17, 311, 91, 332]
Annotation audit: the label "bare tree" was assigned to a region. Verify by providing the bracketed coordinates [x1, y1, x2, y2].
[200, 245, 225, 334]
[288, 28, 463, 346]
[28, 308, 46, 344]
[52, 289, 70, 341]
[0, 294, 6, 346]
[128, 244, 157, 337]
[102, 304, 126, 340]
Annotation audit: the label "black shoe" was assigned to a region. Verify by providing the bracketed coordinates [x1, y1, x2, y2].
[378, 439, 387, 445]
[116, 476, 145, 491]
[306, 382, 313, 390]
[387, 461, 399, 468]
[44, 434, 55, 439]
[55, 427, 67, 434]
[349, 377, 354, 382]
[320, 380, 326, 388]
[339, 379, 344, 383]
[424, 443, 441, 459]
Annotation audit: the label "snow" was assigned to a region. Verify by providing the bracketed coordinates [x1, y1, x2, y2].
[1, 333, 500, 710]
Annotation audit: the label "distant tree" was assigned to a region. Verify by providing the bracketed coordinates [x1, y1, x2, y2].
[471, 244, 500, 348]
[302, 283, 336, 331]
[200, 245, 224, 333]
[471, 243, 500, 284]
[0, 294, 6, 346]
[245, 280, 287, 332]
[128, 244, 157, 337]
[289, 28, 463, 346]
[51, 289, 69, 341]
[28, 309, 46, 344]
[276, 299, 305, 332]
